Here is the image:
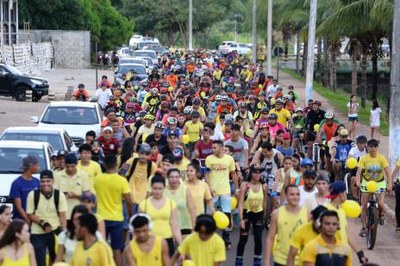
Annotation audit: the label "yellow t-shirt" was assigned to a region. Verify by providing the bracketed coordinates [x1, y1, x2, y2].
[194, 106, 206, 118]
[139, 197, 176, 239]
[325, 203, 348, 244]
[178, 232, 226, 266]
[26, 190, 68, 234]
[301, 235, 352, 266]
[185, 181, 212, 216]
[205, 154, 235, 196]
[138, 124, 155, 143]
[289, 222, 318, 252]
[358, 153, 389, 182]
[273, 206, 308, 265]
[77, 160, 102, 193]
[184, 121, 203, 142]
[130, 235, 163, 266]
[54, 169, 92, 218]
[94, 173, 131, 221]
[124, 158, 157, 204]
[173, 157, 190, 180]
[70, 240, 115, 266]
[0, 243, 30, 266]
[269, 108, 291, 125]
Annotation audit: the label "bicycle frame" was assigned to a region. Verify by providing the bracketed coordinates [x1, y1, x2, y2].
[366, 193, 379, 250]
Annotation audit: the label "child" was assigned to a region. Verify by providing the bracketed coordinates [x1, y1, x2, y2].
[149, 141, 162, 167]
[370, 99, 382, 138]
[347, 94, 359, 139]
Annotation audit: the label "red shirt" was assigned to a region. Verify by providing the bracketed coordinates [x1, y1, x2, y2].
[97, 136, 120, 156]
[195, 140, 213, 159]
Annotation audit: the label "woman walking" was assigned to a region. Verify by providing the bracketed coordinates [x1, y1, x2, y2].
[370, 99, 382, 139]
[235, 165, 267, 266]
[347, 95, 359, 139]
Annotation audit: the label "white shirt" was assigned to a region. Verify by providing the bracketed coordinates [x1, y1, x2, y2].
[348, 146, 367, 160]
[267, 84, 279, 98]
[95, 88, 112, 108]
[370, 107, 382, 127]
[299, 185, 318, 207]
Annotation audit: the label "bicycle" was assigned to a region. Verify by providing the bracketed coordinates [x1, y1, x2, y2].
[366, 191, 379, 250]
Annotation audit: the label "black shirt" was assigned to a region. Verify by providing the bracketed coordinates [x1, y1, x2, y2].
[145, 134, 168, 150]
[306, 109, 326, 132]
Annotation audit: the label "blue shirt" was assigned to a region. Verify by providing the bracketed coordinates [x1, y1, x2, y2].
[277, 146, 294, 157]
[334, 140, 354, 162]
[9, 176, 40, 219]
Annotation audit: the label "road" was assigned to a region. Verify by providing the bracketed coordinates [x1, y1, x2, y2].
[1, 68, 400, 265]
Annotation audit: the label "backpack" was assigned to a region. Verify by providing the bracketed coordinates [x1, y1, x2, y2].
[259, 151, 281, 170]
[33, 189, 60, 217]
[126, 158, 152, 181]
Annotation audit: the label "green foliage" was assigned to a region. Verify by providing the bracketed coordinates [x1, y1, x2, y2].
[19, 0, 133, 50]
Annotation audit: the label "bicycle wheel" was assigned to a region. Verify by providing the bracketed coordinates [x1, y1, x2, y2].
[366, 205, 378, 250]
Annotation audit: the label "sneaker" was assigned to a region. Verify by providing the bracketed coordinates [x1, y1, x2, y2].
[396, 226, 400, 233]
[253, 257, 262, 266]
[359, 228, 367, 237]
[235, 257, 244, 266]
[378, 215, 385, 226]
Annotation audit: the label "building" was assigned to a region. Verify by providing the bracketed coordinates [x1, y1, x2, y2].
[0, 0, 18, 47]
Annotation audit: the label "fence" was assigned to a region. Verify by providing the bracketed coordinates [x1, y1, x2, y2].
[0, 41, 54, 74]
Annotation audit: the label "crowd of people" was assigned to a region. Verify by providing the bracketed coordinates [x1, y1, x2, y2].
[0, 48, 395, 266]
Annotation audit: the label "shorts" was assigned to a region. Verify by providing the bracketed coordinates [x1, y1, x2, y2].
[211, 195, 232, 213]
[123, 203, 139, 230]
[105, 220, 124, 250]
[348, 116, 358, 122]
[360, 179, 386, 193]
[181, 229, 192, 235]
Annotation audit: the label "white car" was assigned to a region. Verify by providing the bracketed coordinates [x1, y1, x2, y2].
[0, 141, 53, 206]
[31, 101, 102, 147]
[237, 43, 252, 55]
[0, 127, 77, 153]
[218, 41, 236, 54]
[133, 50, 157, 65]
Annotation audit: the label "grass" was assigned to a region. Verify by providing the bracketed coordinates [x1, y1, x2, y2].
[281, 68, 389, 136]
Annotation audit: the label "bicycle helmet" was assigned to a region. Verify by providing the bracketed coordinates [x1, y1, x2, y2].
[167, 117, 178, 125]
[268, 113, 278, 119]
[154, 121, 164, 129]
[239, 101, 247, 108]
[356, 135, 368, 144]
[183, 106, 192, 115]
[295, 107, 304, 113]
[259, 91, 266, 97]
[138, 110, 147, 117]
[324, 109, 335, 119]
[215, 95, 222, 101]
[300, 158, 314, 167]
[225, 114, 234, 121]
[259, 122, 269, 129]
[275, 98, 284, 104]
[221, 95, 229, 101]
[144, 114, 155, 120]
[151, 88, 158, 94]
[260, 107, 269, 114]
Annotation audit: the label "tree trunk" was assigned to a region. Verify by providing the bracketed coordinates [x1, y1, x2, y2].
[302, 40, 308, 77]
[351, 40, 358, 95]
[371, 54, 378, 100]
[361, 53, 368, 108]
[284, 42, 289, 58]
[329, 45, 334, 91]
[317, 38, 322, 71]
[322, 39, 329, 87]
[332, 47, 337, 92]
[295, 33, 300, 73]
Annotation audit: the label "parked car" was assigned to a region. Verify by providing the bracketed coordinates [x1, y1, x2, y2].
[133, 50, 157, 64]
[0, 63, 49, 102]
[237, 43, 252, 55]
[31, 101, 102, 147]
[0, 140, 53, 206]
[218, 41, 236, 55]
[0, 127, 77, 153]
[114, 63, 148, 85]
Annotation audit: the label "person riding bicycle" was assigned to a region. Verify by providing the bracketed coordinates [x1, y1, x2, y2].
[356, 139, 392, 237]
[305, 100, 325, 157]
[348, 135, 368, 200]
[292, 107, 306, 153]
[266, 113, 286, 139]
[330, 129, 355, 181]
[251, 122, 271, 156]
[269, 98, 293, 129]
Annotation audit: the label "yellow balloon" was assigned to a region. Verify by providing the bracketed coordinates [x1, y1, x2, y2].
[313, 124, 320, 132]
[342, 200, 361, 218]
[346, 157, 357, 169]
[182, 135, 190, 144]
[231, 197, 238, 210]
[366, 180, 378, 193]
[168, 86, 174, 92]
[213, 211, 229, 229]
[200, 91, 206, 98]
[182, 260, 195, 266]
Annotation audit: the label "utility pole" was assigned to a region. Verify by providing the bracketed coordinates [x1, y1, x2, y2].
[389, 0, 400, 168]
[305, 0, 318, 104]
[267, 0, 272, 75]
[234, 14, 238, 43]
[188, 0, 193, 50]
[251, 0, 257, 64]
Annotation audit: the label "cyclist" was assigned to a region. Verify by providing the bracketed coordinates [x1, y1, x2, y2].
[269, 98, 293, 129]
[250, 122, 270, 156]
[305, 100, 325, 158]
[266, 113, 286, 139]
[330, 129, 355, 181]
[348, 135, 368, 200]
[356, 139, 392, 237]
[292, 107, 306, 152]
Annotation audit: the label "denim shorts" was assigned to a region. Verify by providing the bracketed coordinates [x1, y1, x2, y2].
[123, 203, 139, 230]
[212, 195, 232, 213]
[105, 220, 124, 250]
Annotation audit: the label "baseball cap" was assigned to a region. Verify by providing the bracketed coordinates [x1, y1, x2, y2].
[57, 150, 67, 158]
[340, 129, 349, 136]
[139, 143, 151, 154]
[65, 153, 78, 164]
[303, 170, 317, 179]
[81, 192, 96, 203]
[326, 181, 346, 199]
[168, 130, 178, 137]
[283, 132, 291, 140]
[172, 147, 184, 161]
[40, 170, 54, 180]
[22, 156, 39, 170]
[103, 126, 113, 132]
